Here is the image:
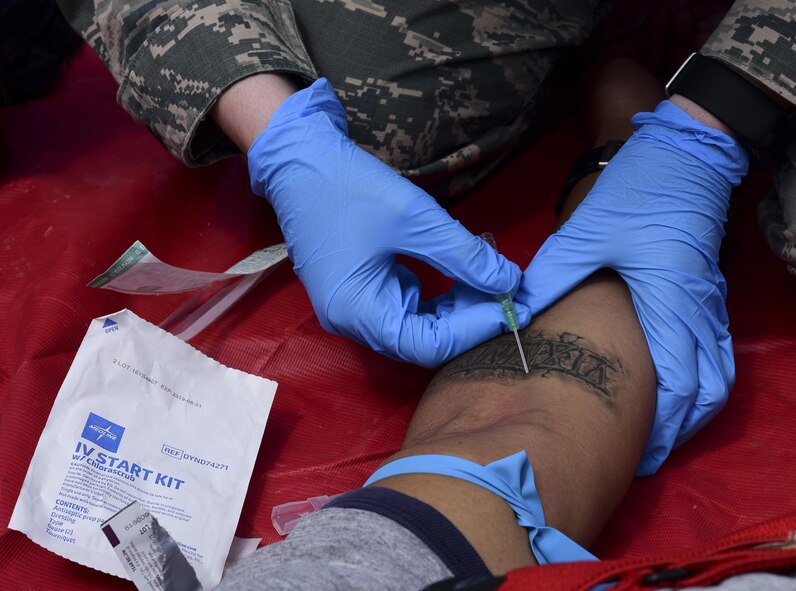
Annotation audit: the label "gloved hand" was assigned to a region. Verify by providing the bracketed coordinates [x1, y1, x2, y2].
[248, 78, 528, 367]
[518, 101, 749, 476]
[758, 142, 796, 275]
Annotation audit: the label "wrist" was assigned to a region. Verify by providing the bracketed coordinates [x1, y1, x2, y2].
[210, 72, 298, 152]
[247, 78, 351, 200]
[631, 101, 749, 189]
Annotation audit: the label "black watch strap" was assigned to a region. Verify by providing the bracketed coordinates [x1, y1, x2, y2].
[666, 52, 785, 147]
[555, 140, 624, 216]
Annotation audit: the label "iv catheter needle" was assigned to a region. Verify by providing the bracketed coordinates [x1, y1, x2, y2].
[479, 233, 530, 374]
[512, 327, 529, 373]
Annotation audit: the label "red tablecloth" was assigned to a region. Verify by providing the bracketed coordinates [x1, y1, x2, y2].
[1, 44, 795, 590]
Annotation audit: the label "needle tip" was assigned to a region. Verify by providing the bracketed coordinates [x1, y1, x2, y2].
[512, 330, 529, 374]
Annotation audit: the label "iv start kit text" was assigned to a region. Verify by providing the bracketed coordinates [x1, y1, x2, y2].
[9, 310, 277, 589]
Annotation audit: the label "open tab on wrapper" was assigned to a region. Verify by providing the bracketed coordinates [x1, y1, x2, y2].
[272, 494, 342, 536]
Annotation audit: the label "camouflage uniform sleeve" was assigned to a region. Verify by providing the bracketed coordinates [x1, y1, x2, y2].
[56, 0, 318, 166]
[700, 0, 796, 106]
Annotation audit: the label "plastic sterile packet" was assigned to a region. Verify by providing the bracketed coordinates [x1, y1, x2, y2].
[87, 241, 288, 341]
[9, 309, 277, 589]
[271, 494, 342, 536]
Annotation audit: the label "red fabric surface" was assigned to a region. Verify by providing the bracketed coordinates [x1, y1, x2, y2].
[1, 45, 796, 590]
[503, 512, 796, 590]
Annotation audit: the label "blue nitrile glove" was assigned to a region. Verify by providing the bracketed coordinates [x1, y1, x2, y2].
[518, 101, 748, 476]
[248, 78, 529, 367]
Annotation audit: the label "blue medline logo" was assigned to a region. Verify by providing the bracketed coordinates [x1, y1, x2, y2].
[81, 412, 125, 453]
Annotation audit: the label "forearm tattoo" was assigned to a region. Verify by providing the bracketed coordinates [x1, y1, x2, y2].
[428, 331, 622, 403]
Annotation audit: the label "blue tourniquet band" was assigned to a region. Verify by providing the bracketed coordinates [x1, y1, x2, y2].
[364, 451, 597, 565]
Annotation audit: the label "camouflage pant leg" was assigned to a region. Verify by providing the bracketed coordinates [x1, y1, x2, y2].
[290, 0, 607, 198]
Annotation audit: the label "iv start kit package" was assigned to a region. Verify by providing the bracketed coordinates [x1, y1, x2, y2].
[9, 310, 277, 589]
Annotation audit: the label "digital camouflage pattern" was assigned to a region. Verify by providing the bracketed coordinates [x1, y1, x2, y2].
[54, 0, 605, 196]
[56, 0, 318, 166]
[56, 0, 794, 198]
[699, 2, 796, 274]
[288, 0, 608, 196]
[701, 0, 796, 106]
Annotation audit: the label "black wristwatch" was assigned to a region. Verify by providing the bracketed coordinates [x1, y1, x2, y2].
[665, 52, 786, 147]
[555, 140, 624, 215]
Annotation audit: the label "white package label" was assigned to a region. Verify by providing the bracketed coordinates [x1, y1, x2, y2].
[9, 309, 277, 589]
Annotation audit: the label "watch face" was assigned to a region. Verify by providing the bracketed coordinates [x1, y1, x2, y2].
[666, 52, 698, 97]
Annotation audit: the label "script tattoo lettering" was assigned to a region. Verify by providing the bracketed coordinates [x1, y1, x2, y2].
[428, 332, 621, 401]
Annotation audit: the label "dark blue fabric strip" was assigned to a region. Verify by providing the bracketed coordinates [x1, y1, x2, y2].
[326, 486, 490, 579]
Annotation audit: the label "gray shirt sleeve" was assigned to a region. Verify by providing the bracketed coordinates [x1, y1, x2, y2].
[216, 507, 455, 590]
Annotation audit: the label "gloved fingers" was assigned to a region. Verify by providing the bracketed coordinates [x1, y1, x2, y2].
[401, 271, 497, 316]
[631, 292, 700, 477]
[392, 264, 424, 314]
[757, 188, 796, 266]
[392, 195, 523, 297]
[424, 282, 531, 327]
[517, 232, 603, 317]
[317, 256, 421, 338]
[630, 262, 734, 476]
[684, 274, 734, 441]
[676, 331, 733, 445]
[392, 298, 527, 367]
[421, 290, 454, 315]
[322, 260, 527, 366]
[422, 282, 484, 316]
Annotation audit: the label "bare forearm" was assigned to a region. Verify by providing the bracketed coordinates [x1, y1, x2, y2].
[377, 165, 656, 573]
[375, 268, 656, 573]
[210, 73, 298, 152]
[367, 66, 661, 573]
